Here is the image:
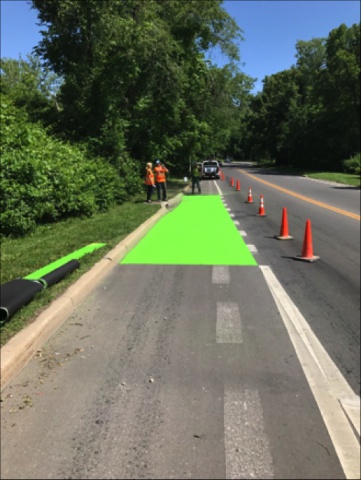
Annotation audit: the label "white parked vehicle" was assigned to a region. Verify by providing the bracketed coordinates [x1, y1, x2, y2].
[202, 160, 220, 179]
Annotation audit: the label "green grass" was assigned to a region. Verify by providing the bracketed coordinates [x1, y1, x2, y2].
[303, 171, 360, 187]
[0, 179, 187, 346]
[255, 162, 360, 187]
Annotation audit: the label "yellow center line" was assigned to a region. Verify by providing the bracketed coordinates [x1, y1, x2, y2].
[239, 169, 360, 221]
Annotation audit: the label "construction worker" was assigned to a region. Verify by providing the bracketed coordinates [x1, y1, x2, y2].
[144, 162, 155, 203]
[154, 159, 169, 201]
[191, 161, 201, 194]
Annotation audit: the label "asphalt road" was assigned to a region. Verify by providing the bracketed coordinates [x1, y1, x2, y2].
[221, 164, 360, 396]
[1, 168, 360, 479]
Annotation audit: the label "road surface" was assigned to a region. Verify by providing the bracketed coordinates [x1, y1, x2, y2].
[1, 168, 360, 479]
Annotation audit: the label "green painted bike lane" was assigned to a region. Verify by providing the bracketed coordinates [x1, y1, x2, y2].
[121, 195, 257, 266]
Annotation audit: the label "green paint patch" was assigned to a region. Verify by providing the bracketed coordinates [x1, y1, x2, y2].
[24, 243, 106, 280]
[121, 196, 257, 265]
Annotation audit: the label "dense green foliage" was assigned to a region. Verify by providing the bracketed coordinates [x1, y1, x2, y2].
[343, 153, 361, 175]
[0, 96, 133, 236]
[31, 0, 247, 170]
[1, 1, 359, 238]
[236, 23, 360, 172]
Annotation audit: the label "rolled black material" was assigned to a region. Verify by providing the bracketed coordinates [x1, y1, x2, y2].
[0, 279, 44, 322]
[38, 259, 80, 288]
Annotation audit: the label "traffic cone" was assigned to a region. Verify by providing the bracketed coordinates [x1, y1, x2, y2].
[275, 208, 293, 240]
[246, 187, 254, 203]
[230, 177, 234, 187]
[294, 219, 320, 262]
[257, 195, 267, 216]
[235, 179, 240, 191]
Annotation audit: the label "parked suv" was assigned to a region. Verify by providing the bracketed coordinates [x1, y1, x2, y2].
[202, 160, 220, 179]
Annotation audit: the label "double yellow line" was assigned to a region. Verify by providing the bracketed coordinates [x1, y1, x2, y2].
[239, 170, 360, 221]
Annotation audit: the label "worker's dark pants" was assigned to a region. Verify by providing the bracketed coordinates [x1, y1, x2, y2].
[156, 182, 168, 201]
[191, 177, 201, 194]
[146, 185, 154, 202]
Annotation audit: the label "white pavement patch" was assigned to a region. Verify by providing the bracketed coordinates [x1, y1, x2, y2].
[233, 220, 240, 226]
[224, 386, 274, 479]
[260, 265, 360, 480]
[247, 244, 258, 253]
[216, 302, 242, 343]
[212, 266, 230, 284]
[239, 230, 247, 237]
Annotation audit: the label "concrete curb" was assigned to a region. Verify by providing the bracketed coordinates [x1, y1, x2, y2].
[0, 192, 185, 392]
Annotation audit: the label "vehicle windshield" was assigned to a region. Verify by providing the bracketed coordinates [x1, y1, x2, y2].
[203, 161, 218, 166]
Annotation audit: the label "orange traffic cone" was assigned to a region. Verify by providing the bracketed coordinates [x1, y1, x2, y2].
[257, 195, 267, 216]
[246, 187, 254, 203]
[235, 179, 240, 191]
[230, 177, 234, 187]
[275, 208, 293, 240]
[294, 219, 320, 262]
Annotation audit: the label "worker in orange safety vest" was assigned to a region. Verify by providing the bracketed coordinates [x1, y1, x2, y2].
[144, 162, 155, 203]
[153, 159, 169, 201]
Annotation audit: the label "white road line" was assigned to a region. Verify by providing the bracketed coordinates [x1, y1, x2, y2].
[260, 265, 360, 480]
[239, 230, 247, 237]
[226, 207, 231, 212]
[233, 220, 240, 226]
[212, 266, 230, 284]
[216, 302, 243, 343]
[247, 244, 258, 253]
[215, 181, 223, 196]
[230, 213, 235, 218]
[224, 386, 274, 479]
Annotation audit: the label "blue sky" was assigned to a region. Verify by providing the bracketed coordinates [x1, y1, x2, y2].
[1, 0, 360, 93]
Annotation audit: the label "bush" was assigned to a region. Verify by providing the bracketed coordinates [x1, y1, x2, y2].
[0, 97, 129, 237]
[343, 153, 360, 175]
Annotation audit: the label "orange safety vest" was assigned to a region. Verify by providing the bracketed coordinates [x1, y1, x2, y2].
[145, 168, 155, 186]
[154, 165, 168, 183]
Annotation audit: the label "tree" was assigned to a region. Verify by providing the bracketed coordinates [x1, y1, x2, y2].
[240, 23, 360, 171]
[31, 0, 245, 172]
[320, 23, 360, 166]
[0, 54, 61, 123]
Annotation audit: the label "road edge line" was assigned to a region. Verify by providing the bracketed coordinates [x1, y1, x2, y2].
[259, 265, 360, 479]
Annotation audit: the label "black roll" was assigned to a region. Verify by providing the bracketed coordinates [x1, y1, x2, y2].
[39, 259, 80, 288]
[0, 279, 44, 322]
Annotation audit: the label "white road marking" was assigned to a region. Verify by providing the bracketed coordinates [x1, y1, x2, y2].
[239, 230, 247, 237]
[233, 220, 240, 226]
[216, 302, 242, 343]
[247, 244, 258, 253]
[215, 181, 223, 196]
[212, 266, 230, 284]
[260, 265, 360, 480]
[230, 213, 235, 218]
[224, 386, 274, 479]
[226, 207, 231, 212]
